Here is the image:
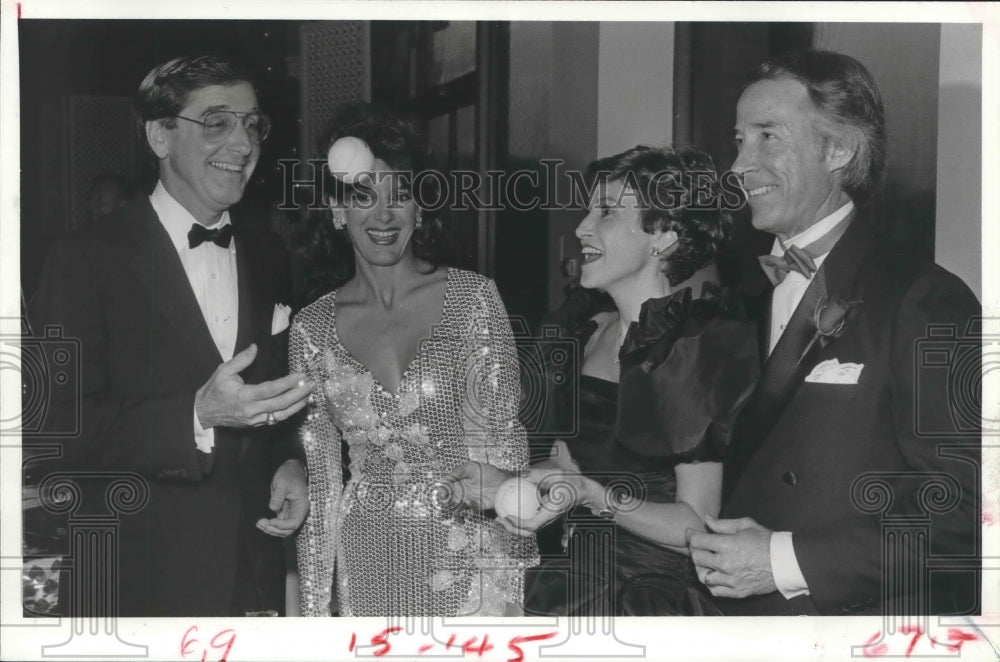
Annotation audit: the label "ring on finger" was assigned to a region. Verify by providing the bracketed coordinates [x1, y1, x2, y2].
[266, 412, 277, 426]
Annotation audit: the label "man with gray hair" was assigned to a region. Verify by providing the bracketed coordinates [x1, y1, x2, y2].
[32, 54, 313, 616]
[688, 50, 980, 616]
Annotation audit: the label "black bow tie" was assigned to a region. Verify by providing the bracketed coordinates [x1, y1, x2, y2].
[188, 223, 233, 249]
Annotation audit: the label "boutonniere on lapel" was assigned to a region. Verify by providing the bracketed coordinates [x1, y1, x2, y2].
[798, 296, 862, 363]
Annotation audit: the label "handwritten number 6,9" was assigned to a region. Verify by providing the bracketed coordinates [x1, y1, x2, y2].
[181, 626, 237, 662]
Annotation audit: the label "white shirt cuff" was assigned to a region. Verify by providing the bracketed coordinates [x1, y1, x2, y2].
[193, 405, 215, 454]
[770, 531, 810, 599]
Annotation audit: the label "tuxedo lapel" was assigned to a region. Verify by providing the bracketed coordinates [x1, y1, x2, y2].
[232, 218, 275, 384]
[759, 287, 774, 367]
[748, 212, 882, 429]
[233, 226, 256, 357]
[125, 198, 223, 375]
[230, 215, 282, 464]
[819, 212, 879, 312]
[751, 267, 828, 427]
[727, 213, 878, 491]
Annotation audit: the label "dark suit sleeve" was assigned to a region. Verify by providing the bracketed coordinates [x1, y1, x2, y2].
[794, 270, 980, 614]
[889, 271, 980, 540]
[30, 238, 209, 482]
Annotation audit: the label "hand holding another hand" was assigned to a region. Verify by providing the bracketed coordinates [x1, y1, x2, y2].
[441, 460, 512, 512]
[498, 441, 595, 537]
[687, 516, 777, 598]
[195, 344, 315, 429]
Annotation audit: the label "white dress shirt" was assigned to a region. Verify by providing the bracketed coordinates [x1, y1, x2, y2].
[766, 200, 853, 599]
[150, 182, 239, 453]
[767, 201, 854, 353]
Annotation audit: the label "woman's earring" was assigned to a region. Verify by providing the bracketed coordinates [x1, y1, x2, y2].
[332, 213, 346, 230]
[415, 210, 423, 229]
[652, 231, 679, 256]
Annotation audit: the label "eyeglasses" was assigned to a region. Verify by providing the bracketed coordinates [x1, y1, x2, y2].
[174, 111, 272, 144]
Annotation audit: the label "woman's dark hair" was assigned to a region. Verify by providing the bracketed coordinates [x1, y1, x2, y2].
[585, 145, 732, 286]
[295, 103, 450, 305]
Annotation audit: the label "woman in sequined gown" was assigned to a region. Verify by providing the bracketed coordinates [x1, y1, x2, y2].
[453, 145, 759, 616]
[291, 106, 536, 617]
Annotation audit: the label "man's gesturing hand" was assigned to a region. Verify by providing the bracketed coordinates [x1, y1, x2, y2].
[195, 344, 314, 429]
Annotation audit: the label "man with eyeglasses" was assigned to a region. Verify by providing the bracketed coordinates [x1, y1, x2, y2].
[31, 54, 313, 617]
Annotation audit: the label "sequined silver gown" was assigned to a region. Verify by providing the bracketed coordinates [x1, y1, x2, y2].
[292, 268, 537, 616]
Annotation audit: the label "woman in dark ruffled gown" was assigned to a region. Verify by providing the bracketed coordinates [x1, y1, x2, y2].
[457, 145, 759, 616]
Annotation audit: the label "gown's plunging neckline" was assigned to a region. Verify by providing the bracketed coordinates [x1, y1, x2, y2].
[330, 267, 455, 398]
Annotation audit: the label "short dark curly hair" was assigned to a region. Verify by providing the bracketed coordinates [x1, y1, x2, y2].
[585, 145, 732, 286]
[295, 103, 451, 304]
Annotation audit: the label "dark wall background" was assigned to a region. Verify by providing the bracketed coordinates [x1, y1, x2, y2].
[674, 23, 815, 286]
[19, 20, 949, 311]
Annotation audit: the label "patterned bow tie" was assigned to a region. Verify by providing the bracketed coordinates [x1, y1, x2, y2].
[758, 243, 817, 285]
[188, 223, 233, 249]
[758, 212, 855, 286]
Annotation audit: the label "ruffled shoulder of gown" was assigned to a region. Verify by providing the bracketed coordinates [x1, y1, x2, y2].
[616, 284, 760, 464]
[541, 281, 616, 346]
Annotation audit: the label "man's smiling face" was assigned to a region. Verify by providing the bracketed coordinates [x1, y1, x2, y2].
[732, 77, 846, 239]
[155, 81, 260, 225]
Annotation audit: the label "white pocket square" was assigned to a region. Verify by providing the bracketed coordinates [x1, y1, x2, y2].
[271, 303, 291, 335]
[805, 358, 864, 385]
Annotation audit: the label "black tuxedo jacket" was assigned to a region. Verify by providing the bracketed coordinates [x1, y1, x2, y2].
[30, 196, 297, 616]
[721, 216, 981, 616]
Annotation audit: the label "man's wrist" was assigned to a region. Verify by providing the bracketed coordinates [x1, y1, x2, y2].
[193, 402, 215, 453]
[581, 479, 615, 517]
[194, 385, 213, 430]
[770, 531, 810, 598]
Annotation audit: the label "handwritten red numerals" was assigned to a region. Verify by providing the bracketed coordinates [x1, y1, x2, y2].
[181, 626, 237, 662]
[507, 632, 559, 662]
[349, 628, 558, 661]
[861, 626, 979, 658]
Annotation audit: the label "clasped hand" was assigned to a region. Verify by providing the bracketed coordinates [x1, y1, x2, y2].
[195, 344, 314, 429]
[687, 516, 777, 598]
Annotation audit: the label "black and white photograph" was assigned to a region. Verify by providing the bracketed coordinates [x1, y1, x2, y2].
[2, 2, 997, 660]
